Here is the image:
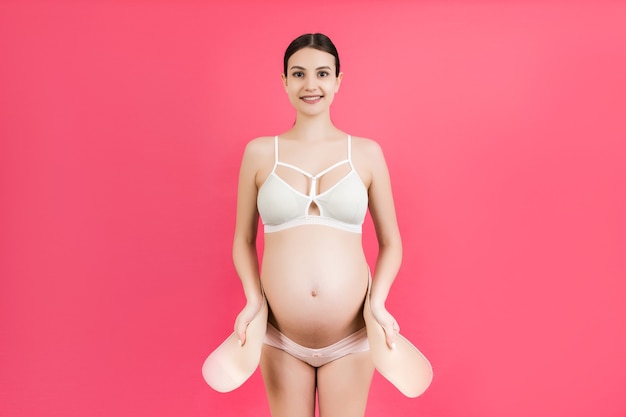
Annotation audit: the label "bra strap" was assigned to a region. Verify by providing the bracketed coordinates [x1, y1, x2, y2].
[347, 135, 352, 161]
[273, 136, 279, 168]
[347, 135, 356, 170]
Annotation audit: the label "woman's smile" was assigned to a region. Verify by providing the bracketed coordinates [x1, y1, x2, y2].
[301, 95, 323, 103]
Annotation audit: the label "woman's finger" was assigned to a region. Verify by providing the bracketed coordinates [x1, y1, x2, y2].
[383, 323, 397, 350]
[236, 323, 248, 347]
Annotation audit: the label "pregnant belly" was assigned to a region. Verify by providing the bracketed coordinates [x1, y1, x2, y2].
[261, 227, 370, 348]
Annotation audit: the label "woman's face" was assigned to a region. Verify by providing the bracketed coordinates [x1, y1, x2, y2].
[282, 47, 343, 116]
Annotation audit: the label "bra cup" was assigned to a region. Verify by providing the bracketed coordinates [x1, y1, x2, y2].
[316, 173, 368, 225]
[257, 175, 310, 225]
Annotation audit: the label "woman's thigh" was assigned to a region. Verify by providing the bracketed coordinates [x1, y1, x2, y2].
[317, 351, 375, 417]
[260, 344, 317, 417]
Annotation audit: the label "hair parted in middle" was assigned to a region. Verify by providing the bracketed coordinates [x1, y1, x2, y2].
[283, 33, 340, 77]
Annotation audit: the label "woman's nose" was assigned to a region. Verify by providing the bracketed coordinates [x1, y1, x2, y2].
[304, 77, 317, 90]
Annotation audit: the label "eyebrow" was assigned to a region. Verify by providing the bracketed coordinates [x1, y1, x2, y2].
[289, 65, 332, 71]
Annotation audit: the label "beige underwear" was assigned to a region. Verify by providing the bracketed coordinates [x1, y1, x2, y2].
[263, 322, 369, 367]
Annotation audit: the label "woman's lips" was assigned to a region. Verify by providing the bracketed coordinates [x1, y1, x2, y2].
[301, 95, 323, 103]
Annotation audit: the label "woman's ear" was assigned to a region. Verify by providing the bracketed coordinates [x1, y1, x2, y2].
[335, 72, 344, 93]
[281, 73, 288, 91]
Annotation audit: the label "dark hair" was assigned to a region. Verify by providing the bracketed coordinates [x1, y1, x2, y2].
[283, 33, 340, 77]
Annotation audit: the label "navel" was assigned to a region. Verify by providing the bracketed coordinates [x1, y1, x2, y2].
[311, 289, 318, 297]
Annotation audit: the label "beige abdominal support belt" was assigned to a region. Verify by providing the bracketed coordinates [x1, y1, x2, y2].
[202, 287, 433, 398]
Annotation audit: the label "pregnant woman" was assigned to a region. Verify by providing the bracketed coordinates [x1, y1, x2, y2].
[205, 33, 431, 417]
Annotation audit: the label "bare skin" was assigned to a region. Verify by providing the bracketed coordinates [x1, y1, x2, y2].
[232, 47, 403, 417]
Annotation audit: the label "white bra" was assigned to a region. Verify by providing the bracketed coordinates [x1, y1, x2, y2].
[257, 135, 368, 233]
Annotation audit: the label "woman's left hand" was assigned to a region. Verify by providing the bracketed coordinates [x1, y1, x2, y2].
[370, 303, 400, 349]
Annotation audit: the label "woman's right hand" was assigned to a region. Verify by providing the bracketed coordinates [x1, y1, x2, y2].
[370, 302, 400, 350]
[234, 300, 263, 347]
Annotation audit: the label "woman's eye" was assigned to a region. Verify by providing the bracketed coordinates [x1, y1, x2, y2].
[292, 72, 304, 78]
[318, 71, 329, 77]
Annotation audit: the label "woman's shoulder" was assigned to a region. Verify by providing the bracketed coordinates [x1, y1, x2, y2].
[242, 136, 274, 156]
[238, 136, 275, 170]
[245, 135, 274, 149]
[350, 135, 385, 159]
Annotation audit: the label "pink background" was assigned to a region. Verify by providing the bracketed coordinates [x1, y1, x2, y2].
[1, 1, 625, 416]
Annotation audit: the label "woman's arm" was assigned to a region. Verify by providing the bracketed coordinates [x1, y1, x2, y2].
[231, 139, 266, 345]
[363, 139, 403, 348]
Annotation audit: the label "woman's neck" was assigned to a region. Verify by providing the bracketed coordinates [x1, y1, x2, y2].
[288, 112, 340, 142]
